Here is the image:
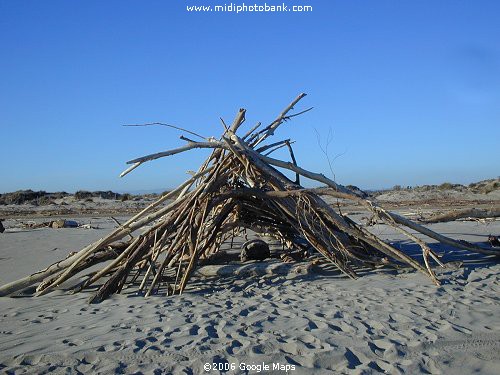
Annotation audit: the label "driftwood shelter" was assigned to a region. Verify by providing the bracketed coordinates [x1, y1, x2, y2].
[1, 94, 498, 303]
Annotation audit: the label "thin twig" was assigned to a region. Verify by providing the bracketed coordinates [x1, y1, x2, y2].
[123, 122, 207, 140]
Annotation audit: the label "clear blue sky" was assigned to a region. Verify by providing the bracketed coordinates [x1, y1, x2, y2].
[1, 0, 499, 193]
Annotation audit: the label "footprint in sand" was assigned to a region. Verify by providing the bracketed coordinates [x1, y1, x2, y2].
[204, 322, 219, 339]
[81, 353, 99, 365]
[132, 337, 158, 353]
[189, 324, 200, 335]
[304, 319, 319, 331]
[344, 348, 363, 369]
[62, 339, 81, 347]
[18, 354, 42, 366]
[225, 339, 244, 355]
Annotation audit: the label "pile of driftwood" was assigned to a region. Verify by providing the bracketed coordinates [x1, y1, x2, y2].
[0, 94, 498, 303]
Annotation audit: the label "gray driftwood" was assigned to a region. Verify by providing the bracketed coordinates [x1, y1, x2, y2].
[422, 207, 500, 223]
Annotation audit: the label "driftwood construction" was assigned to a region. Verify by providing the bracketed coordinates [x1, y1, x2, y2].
[0, 94, 498, 303]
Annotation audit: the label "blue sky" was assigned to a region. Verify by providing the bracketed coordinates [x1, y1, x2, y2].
[0, 0, 499, 193]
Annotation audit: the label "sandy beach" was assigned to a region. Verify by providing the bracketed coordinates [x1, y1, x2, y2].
[3, 1, 499, 373]
[1, 195, 499, 374]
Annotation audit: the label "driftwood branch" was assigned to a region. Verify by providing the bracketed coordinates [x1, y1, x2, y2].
[123, 122, 207, 140]
[421, 207, 500, 223]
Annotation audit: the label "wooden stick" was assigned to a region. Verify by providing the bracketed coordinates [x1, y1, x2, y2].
[251, 93, 307, 147]
[285, 140, 300, 185]
[123, 122, 207, 141]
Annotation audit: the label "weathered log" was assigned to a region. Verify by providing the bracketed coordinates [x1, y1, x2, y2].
[240, 239, 270, 262]
[422, 207, 500, 223]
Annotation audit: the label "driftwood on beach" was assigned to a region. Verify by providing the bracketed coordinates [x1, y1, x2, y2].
[1, 94, 499, 303]
[421, 207, 500, 223]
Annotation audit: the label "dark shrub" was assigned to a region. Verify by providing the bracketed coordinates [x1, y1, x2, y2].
[120, 194, 132, 202]
[74, 190, 93, 200]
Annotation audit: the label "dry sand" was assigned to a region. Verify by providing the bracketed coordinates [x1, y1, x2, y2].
[0, 211, 499, 374]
